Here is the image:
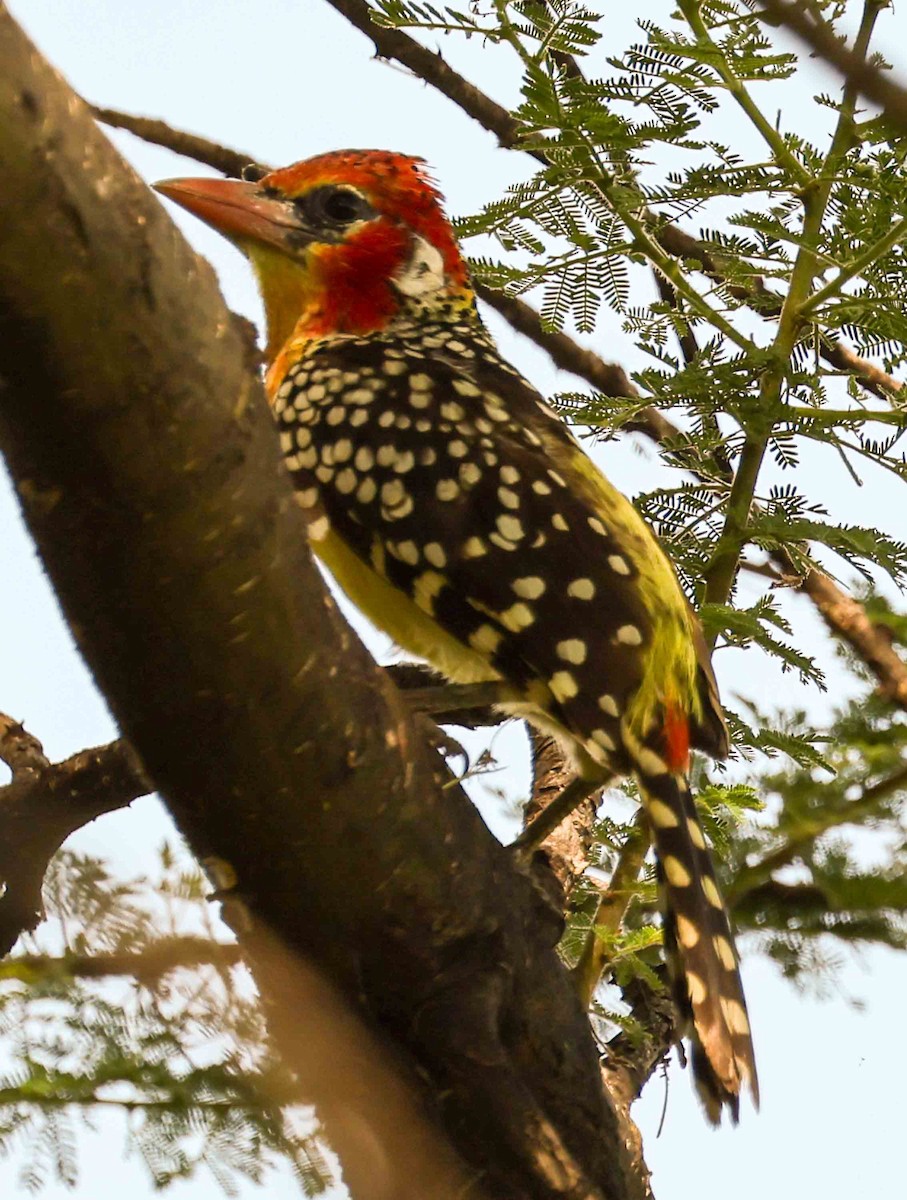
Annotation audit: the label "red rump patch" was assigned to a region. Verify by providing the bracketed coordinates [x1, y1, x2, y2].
[663, 702, 691, 773]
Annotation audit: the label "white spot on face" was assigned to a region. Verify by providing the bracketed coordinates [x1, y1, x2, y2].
[498, 487, 520, 510]
[567, 578, 595, 601]
[598, 693, 620, 717]
[393, 450, 416, 474]
[447, 440, 468, 459]
[551, 514, 569, 532]
[440, 401, 465, 422]
[608, 554, 631, 575]
[548, 470, 566, 487]
[410, 373, 432, 391]
[588, 516, 607, 536]
[376, 445, 397, 468]
[350, 409, 369, 427]
[459, 462, 481, 487]
[663, 856, 692, 888]
[354, 447, 374, 472]
[557, 639, 587, 665]
[500, 465, 520, 484]
[384, 358, 407, 376]
[463, 536, 487, 558]
[306, 384, 326, 402]
[335, 468, 357, 494]
[326, 406, 347, 426]
[549, 671, 578, 702]
[393, 234, 446, 298]
[615, 625, 643, 646]
[513, 576, 546, 600]
[332, 439, 353, 462]
[531, 479, 551, 496]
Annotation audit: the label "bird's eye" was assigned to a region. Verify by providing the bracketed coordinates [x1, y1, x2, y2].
[297, 186, 374, 229]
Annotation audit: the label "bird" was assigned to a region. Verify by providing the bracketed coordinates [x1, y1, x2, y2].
[155, 149, 758, 1121]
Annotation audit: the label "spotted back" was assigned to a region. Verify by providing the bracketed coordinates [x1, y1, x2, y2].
[271, 319, 685, 773]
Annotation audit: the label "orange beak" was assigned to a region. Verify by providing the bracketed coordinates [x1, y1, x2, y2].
[154, 176, 308, 252]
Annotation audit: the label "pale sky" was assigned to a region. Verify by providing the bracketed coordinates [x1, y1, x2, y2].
[2, 2, 906, 1198]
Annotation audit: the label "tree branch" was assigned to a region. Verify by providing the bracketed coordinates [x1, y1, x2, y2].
[0, 8, 633, 1197]
[755, 0, 907, 135]
[0, 737, 149, 954]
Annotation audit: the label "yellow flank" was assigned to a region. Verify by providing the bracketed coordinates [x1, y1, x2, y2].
[313, 524, 603, 773]
[542, 430, 702, 736]
[314, 525, 501, 688]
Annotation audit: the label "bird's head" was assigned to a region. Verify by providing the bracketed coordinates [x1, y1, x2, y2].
[155, 150, 473, 363]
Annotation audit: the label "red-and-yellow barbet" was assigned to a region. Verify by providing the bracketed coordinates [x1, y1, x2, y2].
[156, 150, 758, 1121]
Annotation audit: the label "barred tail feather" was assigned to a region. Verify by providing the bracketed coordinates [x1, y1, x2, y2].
[635, 765, 759, 1123]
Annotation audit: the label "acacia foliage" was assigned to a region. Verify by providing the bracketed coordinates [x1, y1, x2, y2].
[3, 0, 907, 1193]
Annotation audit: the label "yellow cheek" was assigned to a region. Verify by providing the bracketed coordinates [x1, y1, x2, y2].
[249, 245, 319, 367]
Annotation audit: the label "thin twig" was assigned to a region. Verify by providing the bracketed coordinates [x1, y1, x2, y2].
[755, 0, 907, 135]
[91, 105, 259, 177]
[572, 816, 650, 1009]
[0, 713, 49, 779]
[1, 937, 242, 982]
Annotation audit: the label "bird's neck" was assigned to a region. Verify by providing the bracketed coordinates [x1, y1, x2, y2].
[264, 288, 479, 399]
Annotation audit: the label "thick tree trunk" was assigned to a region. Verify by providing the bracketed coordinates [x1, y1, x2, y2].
[0, 7, 633, 1198]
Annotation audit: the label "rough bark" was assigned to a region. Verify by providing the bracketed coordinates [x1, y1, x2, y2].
[0, 8, 632, 1198]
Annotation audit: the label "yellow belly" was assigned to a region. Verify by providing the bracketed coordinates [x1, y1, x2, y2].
[314, 526, 502, 686]
[313, 525, 604, 778]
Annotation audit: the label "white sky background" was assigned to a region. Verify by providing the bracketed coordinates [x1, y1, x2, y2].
[2, 1, 906, 1197]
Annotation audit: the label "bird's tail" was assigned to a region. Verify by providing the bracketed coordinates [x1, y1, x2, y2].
[634, 764, 759, 1123]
